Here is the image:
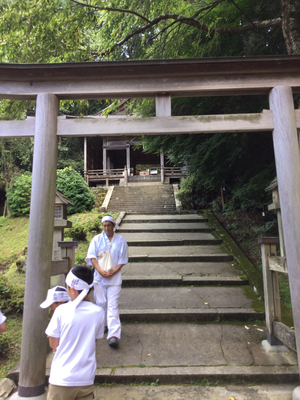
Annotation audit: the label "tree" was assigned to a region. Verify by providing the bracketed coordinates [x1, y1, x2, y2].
[0, 0, 299, 64]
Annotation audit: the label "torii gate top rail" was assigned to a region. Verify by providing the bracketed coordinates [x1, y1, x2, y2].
[1, 55, 300, 100]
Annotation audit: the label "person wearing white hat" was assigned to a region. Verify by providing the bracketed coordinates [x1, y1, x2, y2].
[45, 266, 105, 400]
[40, 286, 70, 312]
[85, 215, 128, 348]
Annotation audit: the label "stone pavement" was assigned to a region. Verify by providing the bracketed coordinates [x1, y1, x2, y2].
[93, 384, 299, 400]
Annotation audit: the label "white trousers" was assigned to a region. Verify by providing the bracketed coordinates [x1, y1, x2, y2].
[94, 283, 121, 340]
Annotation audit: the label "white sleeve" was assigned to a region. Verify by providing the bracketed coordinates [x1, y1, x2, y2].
[0, 310, 6, 325]
[45, 308, 61, 338]
[85, 236, 99, 266]
[118, 238, 129, 265]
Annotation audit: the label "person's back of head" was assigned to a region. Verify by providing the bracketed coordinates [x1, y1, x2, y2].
[72, 265, 93, 285]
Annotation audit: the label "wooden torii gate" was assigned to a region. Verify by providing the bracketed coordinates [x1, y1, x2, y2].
[1, 56, 300, 398]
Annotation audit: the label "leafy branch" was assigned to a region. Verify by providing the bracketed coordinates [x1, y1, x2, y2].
[67, 0, 282, 56]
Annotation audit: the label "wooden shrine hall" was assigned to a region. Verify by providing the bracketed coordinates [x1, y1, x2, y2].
[1, 56, 300, 398]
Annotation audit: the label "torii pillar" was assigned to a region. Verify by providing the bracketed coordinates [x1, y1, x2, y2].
[269, 86, 300, 380]
[15, 93, 58, 399]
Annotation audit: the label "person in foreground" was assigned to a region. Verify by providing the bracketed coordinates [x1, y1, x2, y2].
[45, 266, 105, 400]
[86, 215, 128, 349]
[40, 286, 70, 312]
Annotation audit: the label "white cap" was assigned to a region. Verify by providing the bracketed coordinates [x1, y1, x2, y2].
[40, 286, 70, 308]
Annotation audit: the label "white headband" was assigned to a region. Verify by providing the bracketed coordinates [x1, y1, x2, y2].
[65, 269, 94, 308]
[102, 215, 119, 230]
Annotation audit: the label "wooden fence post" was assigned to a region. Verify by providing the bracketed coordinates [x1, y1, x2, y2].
[259, 238, 283, 346]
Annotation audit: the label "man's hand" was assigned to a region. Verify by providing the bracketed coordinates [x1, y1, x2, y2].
[91, 259, 110, 277]
[98, 268, 111, 278]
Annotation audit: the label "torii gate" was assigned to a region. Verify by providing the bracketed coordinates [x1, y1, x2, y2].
[1, 56, 300, 398]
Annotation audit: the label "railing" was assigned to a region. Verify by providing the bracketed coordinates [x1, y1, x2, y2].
[85, 166, 188, 185]
[87, 168, 125, 179]
[258, 237, 296, 351]
[164, 166, 188, 176]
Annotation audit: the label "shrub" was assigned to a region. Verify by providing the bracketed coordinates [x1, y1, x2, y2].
[6, 172, 32, 217]
[56, 167, 95, 215]
[86, 216, 102, 233]
[7, 167, 96, 217]
[65, 224, 88, 241]
[0, 275, 24, 314]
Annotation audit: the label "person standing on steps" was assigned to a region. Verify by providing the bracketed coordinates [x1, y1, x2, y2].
[85, 215, 128, 349]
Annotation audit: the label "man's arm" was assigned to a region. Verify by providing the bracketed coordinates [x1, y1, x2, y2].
[108, 264, 125, 276]
[0, 321, 6, 333]
[49, 336, 59, 351]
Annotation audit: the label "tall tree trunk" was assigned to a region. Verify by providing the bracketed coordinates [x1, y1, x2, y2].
[281, 0, 300, 54]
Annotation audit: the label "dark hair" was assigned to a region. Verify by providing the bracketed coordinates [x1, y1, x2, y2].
[72, 265, 93, 285]
[55, 286, 67, 292]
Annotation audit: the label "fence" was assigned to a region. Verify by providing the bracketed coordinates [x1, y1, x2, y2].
[259, 237, 296, 351]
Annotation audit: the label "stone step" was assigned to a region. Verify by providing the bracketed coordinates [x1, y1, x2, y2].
[120, 222, 212, 230]
[123, 214, 205, 220]
[122, 261, 243, 279]
[128, 255, 233, 262]
[121, 228, 214, 233]
[123, 218, 209, 223]
[118, 286, 260, 319]
[44, 323, 297, 385]
[122, 232, 218, 241]
[122, 275, 248, 287]
[127, 239, 222, 246]
[128, 245, 227, 256]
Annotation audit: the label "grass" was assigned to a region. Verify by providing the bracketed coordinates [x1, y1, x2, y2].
[0, 314, 23, 380]
[0, 216, 29, 271]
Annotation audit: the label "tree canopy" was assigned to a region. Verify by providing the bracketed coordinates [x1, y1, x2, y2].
[0, 0, 299, 64]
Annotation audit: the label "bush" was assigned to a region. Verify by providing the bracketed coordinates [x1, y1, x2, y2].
[65, 224, 88, 241]
[56, 167, 95, 215]
[6, 172, 32, 217]
[6, 167, 96, 217]
[86, 216, 102, 233]
[0, 275, 24, 314]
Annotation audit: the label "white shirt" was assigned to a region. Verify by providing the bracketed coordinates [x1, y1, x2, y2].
[85, 232, 128, 286]
[46, 301, 105, 387]
[0, 310, 6, 325]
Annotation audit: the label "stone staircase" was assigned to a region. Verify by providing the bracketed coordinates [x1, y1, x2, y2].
[107, 185, 176, 214]
[91, 213, 297, 384]
[44, 212, 298, 387]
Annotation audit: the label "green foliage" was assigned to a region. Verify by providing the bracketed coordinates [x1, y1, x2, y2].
[224, 169, 276, 212]
[0, 274, 24, 314]
[65, 224, 88, 241]
[6, 172, 32, 217]
[6, 167, 96, 217]
[176, 176, 198, 210]
[74, 251, 87, 265]
[0, 0, 290, 65]
[56, 167, 95, 215]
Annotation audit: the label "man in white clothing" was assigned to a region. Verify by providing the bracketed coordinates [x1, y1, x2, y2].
[85, 215, 128, 348]
[45, 266, 105, 400]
